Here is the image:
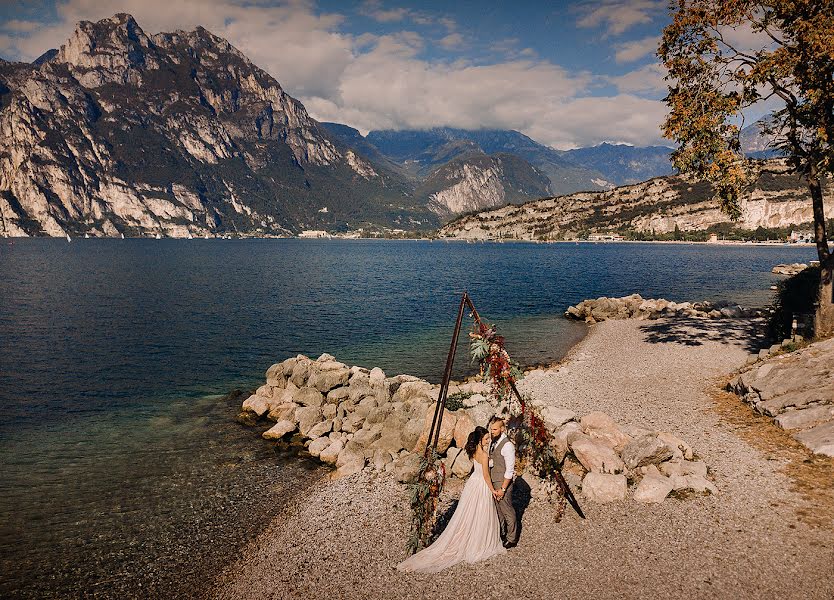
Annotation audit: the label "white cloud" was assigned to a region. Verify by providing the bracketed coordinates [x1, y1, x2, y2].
[1, 19, 42, 32]
[1, 0, 671, 148]
[576, 0, 665, 36]
[608, 62, 666, 95]
[438, 32, 464, 50]
[614, 35, 659, 63]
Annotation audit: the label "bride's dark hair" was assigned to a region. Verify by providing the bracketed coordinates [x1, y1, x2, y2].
[464, 426, 489, 459]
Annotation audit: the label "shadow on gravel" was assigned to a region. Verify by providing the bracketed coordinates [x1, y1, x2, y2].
[639, 317, 769, 353]
[512, 477, 532, 542]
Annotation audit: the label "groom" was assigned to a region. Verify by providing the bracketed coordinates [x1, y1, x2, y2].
[488, 416, 518, 549]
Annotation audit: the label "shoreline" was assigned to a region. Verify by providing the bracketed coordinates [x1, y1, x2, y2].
[3, 235, 823, 247]
[213, 318, 834, 599]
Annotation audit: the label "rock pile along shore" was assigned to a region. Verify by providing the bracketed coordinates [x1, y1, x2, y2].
[729, 336, 834, 457]
[565, 293, 762, 324]
[240, 354, 718, 505]
[772, 263, 808, 275]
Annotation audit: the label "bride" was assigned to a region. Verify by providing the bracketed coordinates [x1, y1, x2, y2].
[397, 426, 506, 573]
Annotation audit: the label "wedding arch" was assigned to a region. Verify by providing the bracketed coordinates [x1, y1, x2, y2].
[408, 292, 585, 554]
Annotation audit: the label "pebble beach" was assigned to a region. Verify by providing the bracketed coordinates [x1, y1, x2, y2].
[213, 318, 834, 600]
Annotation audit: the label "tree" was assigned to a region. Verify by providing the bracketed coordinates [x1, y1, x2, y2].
[659, 0, 834, 337]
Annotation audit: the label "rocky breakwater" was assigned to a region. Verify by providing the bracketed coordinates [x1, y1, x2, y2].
[540, 407, 717, 504]
[729, 336, 834, 457]
[239, 353, 494, 481]
[239, 354, 718, 505]
[772, 263, 808, 276]
[565, 294, 762, 324]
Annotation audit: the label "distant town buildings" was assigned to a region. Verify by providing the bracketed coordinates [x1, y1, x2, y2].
[789, 229, 813, 243]
[588, 233, 625, 242]
[298, 230, 330, 238]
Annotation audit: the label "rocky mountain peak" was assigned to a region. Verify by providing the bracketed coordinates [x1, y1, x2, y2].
[57, 13, 160, 87]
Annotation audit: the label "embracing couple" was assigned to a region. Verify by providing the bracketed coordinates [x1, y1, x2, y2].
[397, 416, 518, 573]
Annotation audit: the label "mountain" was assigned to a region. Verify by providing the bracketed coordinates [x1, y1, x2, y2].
[416, 152, 551, 218]
[739, 119, 782, 159]
[366, 127, 609, 194]
[558, 143, 674, 186]
[0, 14, 431, 238]
[438, 159, 834, 240]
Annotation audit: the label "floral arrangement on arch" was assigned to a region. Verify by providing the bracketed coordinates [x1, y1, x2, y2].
[469, 318, 567, 519]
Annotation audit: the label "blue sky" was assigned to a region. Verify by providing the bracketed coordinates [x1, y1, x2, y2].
[0, 1, 682, 148]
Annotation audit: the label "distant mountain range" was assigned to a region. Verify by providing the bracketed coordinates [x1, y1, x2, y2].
[0, 13, 786, 238]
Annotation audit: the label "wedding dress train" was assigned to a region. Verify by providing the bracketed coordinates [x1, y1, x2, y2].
[397, 460, 506, 573]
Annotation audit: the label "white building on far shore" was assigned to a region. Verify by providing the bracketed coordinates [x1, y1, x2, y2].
[789, 229, 813, 243]
[298, 230, 330, 238]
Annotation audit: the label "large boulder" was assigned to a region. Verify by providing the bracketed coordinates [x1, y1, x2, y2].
[633, 469, 673, 503]
[621, 434, 675, 469]
[296, 406, 323, 436]
[319, 439, 344, 465]
[660, 460, 708, 479]
[453, 412, 476, 449]
[267, 401, 299, 423]
[353, 423, 384, 447]
[309, 365, 350, 393]
[581, 411, 631, 450]
[794, 421, 834, 457]
[582, 473, 627, 503]
[413, 409, 458, 454]
[401, 418, 425, 452]
[289, 359, 312, 387]
[393, 453, 423, 483]
[541, 407, 576, 430]
[262, 420, 296, 440]
[265, 362, 286, 387]
[294, 387, 325, 408]
[446, 447, 474, 478]
[306, 419, 333, 439]
[392, 381, 436, 404]
[570, 434, 625, 474]
[307, 436, 331, 458]
[657, 432, 693, 461]
[242, 394, 270, 418]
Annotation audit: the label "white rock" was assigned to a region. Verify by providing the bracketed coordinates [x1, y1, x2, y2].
[262, 420, 296, 440]
[581, 473, 627, 503]
[570, 434, 625, 474]
[541, 407, 576, 430]
[633, 474, 673, 503]
[242, 394, 269, 417]
[581, 411, 632, 449]
[306, 419, 333, 440]
[319, 439, 344, 465]
[307, 436, 331, 458]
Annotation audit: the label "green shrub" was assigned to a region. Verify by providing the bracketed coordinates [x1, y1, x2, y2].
[445, 392, 472, 412]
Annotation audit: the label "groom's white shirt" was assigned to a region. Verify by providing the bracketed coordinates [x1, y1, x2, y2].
[494, 432, 516, 480]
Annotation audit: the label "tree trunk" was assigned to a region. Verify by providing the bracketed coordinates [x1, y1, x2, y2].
[815, 258, 834, 338]
[808, 165, 834, 338]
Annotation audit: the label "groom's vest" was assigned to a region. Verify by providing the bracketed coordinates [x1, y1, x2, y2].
[489, 437, 510, 487]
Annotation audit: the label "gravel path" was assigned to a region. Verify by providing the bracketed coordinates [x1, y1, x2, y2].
[212, 319, 834, 600]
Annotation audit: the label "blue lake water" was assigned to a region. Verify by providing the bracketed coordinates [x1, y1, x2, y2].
[0, 238, 817, 597]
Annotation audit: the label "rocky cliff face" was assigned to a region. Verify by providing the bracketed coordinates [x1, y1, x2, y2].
[419, 153, 550, 218]
[438, 160, 834, 240]
[0, 14, 428, 237]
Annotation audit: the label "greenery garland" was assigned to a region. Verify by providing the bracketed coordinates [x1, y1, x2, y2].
[470, 319, 567, 521]
[407, 316, 566, 555]
[406, 450, 447, 555]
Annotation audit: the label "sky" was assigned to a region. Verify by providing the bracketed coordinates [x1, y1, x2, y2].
[0, 1, 765, 149]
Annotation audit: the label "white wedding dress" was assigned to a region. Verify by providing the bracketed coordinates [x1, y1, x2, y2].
[397, 458, 506, 573]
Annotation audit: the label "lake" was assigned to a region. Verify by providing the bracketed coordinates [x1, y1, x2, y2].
[0, 239, 817, 598]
